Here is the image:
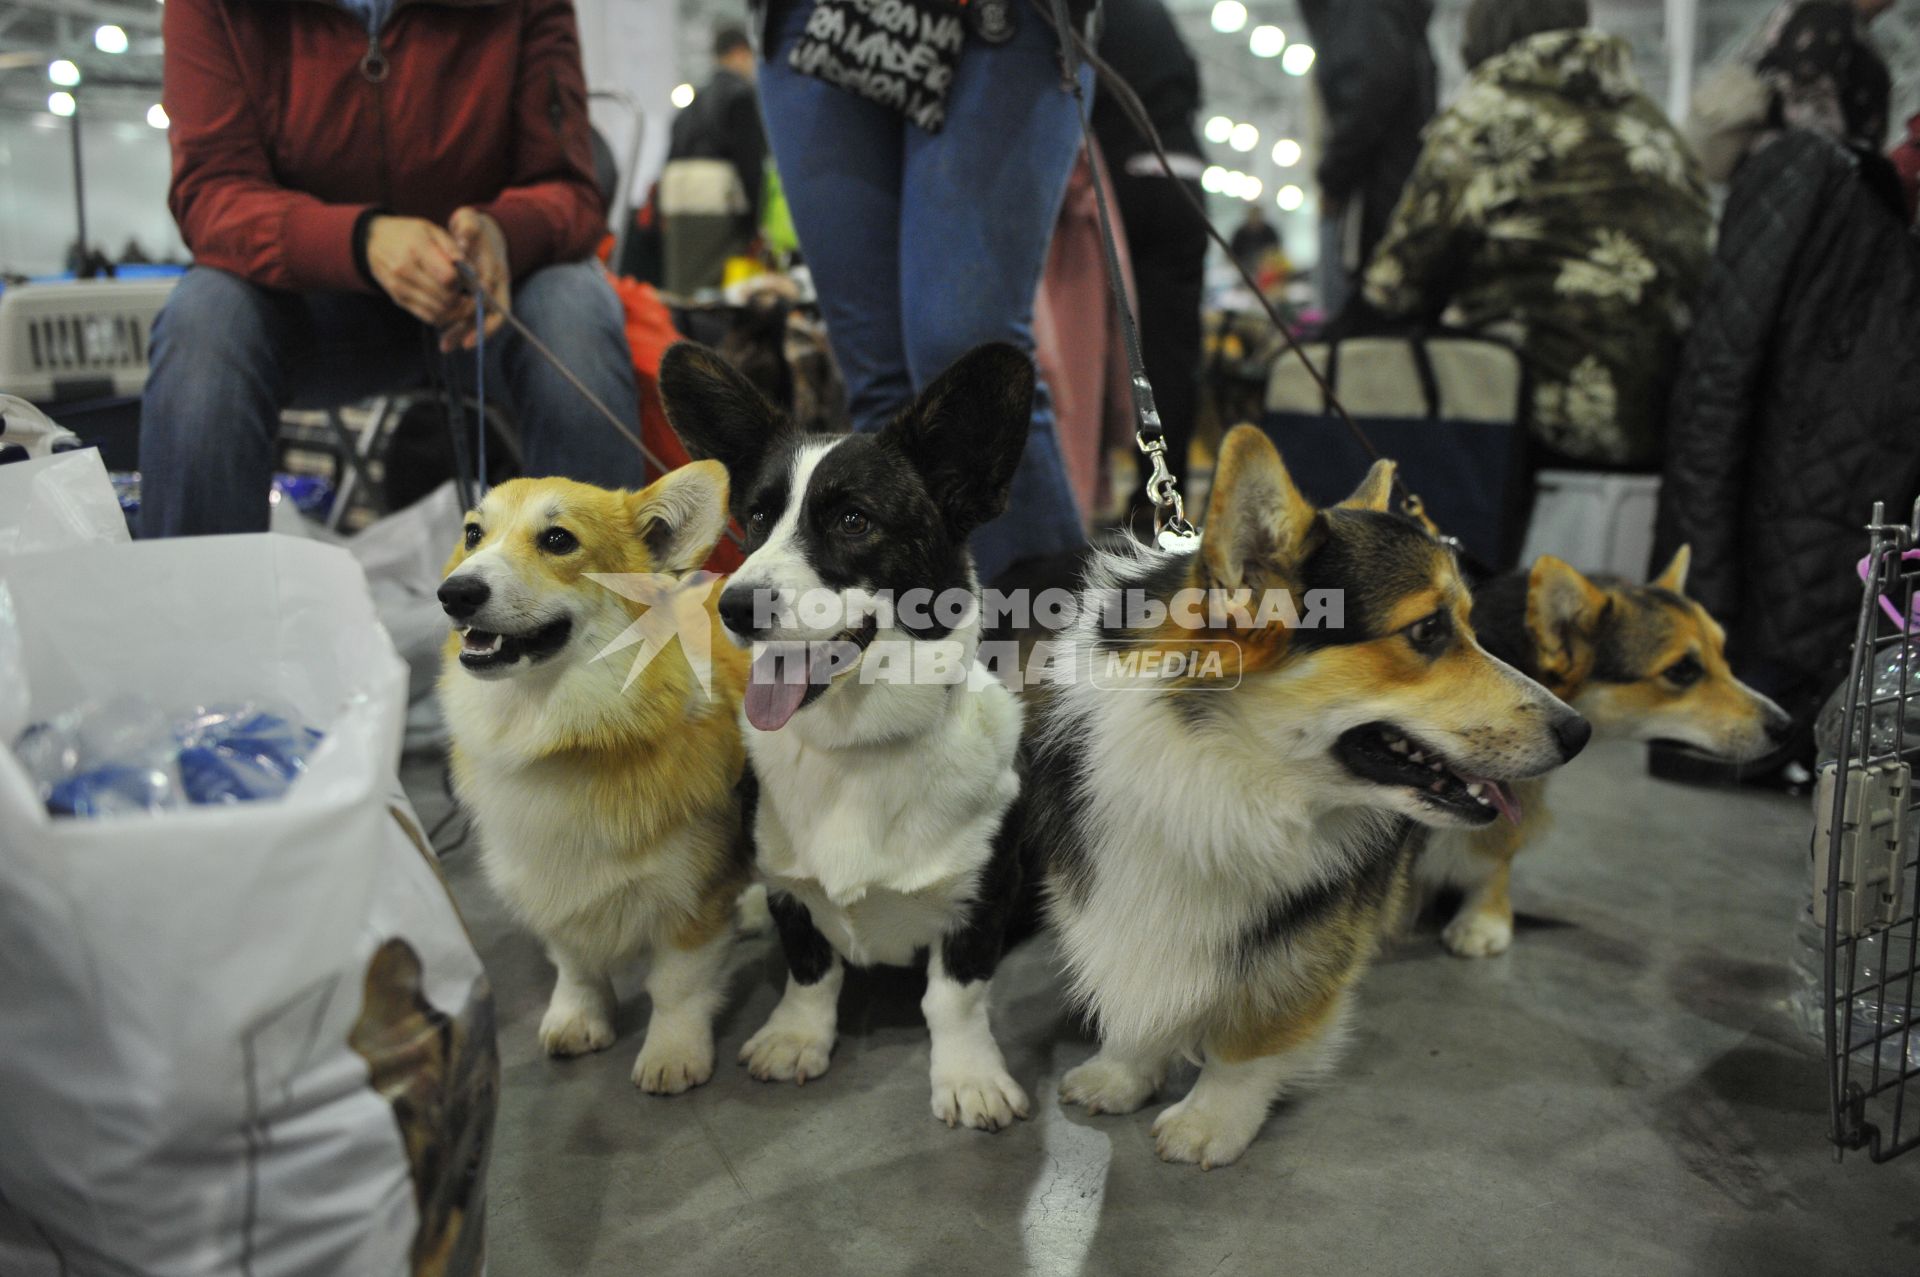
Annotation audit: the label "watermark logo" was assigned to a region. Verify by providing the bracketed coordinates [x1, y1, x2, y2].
[586, 571, 723, 694]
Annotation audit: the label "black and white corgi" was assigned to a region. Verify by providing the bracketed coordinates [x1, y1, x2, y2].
[1023, 427, 1592, 1167]
[659, 340, 1040, 1131]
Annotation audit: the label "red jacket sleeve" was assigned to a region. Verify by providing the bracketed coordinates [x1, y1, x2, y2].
[163, 0, 374, 292]
[477, 0, 608, 279]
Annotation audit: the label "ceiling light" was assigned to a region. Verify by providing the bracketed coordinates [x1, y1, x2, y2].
[1204, 114, 1233, 145]
[48, 60, 80, 87]
[1210, 1, 1247, 34]
[48, 91, 76, 117]
[94, 24, 129, 54]
[1249, 25, 1285, 58]
[147, 103, 169, 129]
[1241, 176, 1263, 202]
[1201, 165, 1226, 194]
[1281, 43, 1315, 76]
[670, 83, 695, 109]
[1229, 122, 1258, 153]
[1272, 138, 1302, 167]
[1278, 184, 1305, 211]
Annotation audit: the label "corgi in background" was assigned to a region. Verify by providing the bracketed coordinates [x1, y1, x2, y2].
[1421, 548, 1791, 956]
[660, 340, 1038, 1133]
[1026, 428, 1590, 1167]
[437, 470, 750, 1095]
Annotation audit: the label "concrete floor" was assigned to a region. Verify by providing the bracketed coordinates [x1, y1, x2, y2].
[404, 739, 1920, 1277]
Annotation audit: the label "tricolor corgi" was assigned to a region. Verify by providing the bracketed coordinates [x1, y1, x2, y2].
[437, 471, 750, 1094]
[659, 340, 1040, 1132]
[1419, 549, 1792, 956]
[1025, 427, 1590, 1167]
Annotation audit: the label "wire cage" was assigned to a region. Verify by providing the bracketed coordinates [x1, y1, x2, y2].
[1815, 497, 1920, 1162]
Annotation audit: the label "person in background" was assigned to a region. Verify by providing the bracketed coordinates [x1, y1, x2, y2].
[661, 25, 769, 295]
[143, 0, 640, 537]
[1298, 0, 1436, 315]
[1892, 112, 1920, 221]
[1689, 0, 1899, 187]
[1090, 0, 1207, 489]
[752, 0, 1091, 582]
[1357, 0, 1710, 470]
[1228, 205, 1280, 280]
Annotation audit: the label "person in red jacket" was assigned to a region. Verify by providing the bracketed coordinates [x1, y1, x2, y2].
[140, 0, 643, 536]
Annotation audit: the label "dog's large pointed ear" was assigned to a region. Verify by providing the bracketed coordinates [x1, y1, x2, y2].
[629, 460, 730, 574]
[882, 343, 1034, 535]
[1652, 544, 1691, 594]
[1526, 555, 1608, 687]
[1201, 426, 1320, 591]
[1335, 458, 1397, 513]
[658, 342, 789, 492]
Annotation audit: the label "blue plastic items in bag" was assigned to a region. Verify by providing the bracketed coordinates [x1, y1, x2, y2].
[14, 697, 325, 818]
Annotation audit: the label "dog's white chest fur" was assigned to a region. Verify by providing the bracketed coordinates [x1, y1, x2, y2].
[750, 665, 1022, 967]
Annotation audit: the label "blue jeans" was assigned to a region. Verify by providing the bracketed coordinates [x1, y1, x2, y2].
[759, 1, 1089, 580]
[138, 260, 645, 537]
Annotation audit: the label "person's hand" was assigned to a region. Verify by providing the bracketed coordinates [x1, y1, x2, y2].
[365, 216, 464, 327]
[441, 207, 511, 352]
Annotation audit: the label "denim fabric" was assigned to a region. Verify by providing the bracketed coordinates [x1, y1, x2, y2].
[758, 0, 1090, 580]
[138, 259, 645, 537]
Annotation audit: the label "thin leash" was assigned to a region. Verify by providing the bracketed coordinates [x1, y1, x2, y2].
[1040, 0, 1450, 542]
[450, 260, 748, 550]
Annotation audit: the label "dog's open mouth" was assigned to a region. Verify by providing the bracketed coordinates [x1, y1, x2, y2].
[458, 616, 573, 672]
[743, 616, 880, 733]
[1334, 722, 1522, 826]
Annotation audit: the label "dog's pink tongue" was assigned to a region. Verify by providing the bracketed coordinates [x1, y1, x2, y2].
[745, 646, 808, 733]
[1478, 778, 1524, 826]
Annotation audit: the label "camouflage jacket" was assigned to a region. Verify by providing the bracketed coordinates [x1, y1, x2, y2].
[1362, 30, 1712, 466]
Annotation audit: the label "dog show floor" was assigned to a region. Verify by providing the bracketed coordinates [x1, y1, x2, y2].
[404, 739, 1920, 1276]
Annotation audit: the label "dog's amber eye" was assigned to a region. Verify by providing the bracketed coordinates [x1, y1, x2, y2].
[840, 510, 871, 537]
[1405, 610, 1450, 653]
[1663, 654, 1704, 688]
[540, 527, 578, 555]
[463, 523, 482, 550]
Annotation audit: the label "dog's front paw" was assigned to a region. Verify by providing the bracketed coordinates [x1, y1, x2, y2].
[539, 1004, 615, 1058]
[739, 1025, 834, 1084]
[633, 1025, 715, 1095]
[1060, 1057, 1159, 1115]
[930, 1068, 1031, 1132]
[1443, 909, 1513, 958]
[1150, 1095, 1263, 1169]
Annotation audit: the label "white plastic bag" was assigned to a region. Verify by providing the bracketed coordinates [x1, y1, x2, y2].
[0, 535, 495, 1277]
[0, 448, 129, 557]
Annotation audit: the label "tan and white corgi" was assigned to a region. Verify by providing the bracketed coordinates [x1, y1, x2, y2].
[1420, 548, 1791, 957]
[437, 470, 750, 1094]
[1026, 427, 1590, 1167]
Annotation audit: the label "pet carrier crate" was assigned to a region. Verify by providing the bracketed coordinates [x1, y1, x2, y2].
[1813, 498, 1920, 1162]
[0, 278, 178, 402]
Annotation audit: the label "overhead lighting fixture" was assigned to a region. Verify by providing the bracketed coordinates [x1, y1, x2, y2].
[48, 60, 81, 87]
[48, 91, 76, 117]
[1281, 43, 1315, 76]
[1201, 165, 1226, 194]
[147, 103, 169, 129]
[1203, 114, 1233, 145]
[1272, 138, 1302, 167]
[1229, 122, 1258, 153]
[1249, 25, 1285, 58]
[1278, 184, 1305, 211]
[670, 83, 695, 109]
[1210, 0, 1247, 34]
[1242, 176, 1263, 202]
[95, 24, 129, 54]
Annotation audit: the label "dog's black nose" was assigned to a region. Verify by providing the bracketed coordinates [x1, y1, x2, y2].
[1553, 713, 1593, 762]
[718, 585, 763, 637]
[1765, 706, 1796, 745]
[438, 575, 490, 622]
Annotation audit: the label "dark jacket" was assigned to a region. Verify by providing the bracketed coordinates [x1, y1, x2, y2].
[1299, 0, 1434, 268]
[668, 67, 768, 222]
[164, 0, 605, 293]
[1655, 131, 1920, 701]
[1090, 0, 1202, 163]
